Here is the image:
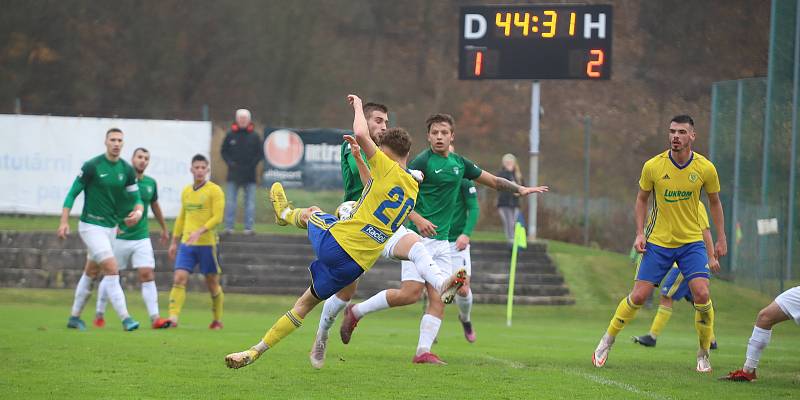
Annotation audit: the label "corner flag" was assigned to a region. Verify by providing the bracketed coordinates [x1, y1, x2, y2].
[506, 221, 527, 326]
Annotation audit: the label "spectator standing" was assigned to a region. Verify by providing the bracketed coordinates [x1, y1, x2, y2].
[221, 109, 262, 234]
[496, 153, 524, 245]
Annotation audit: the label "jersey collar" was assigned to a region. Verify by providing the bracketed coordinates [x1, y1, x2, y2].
[193, 181, 207, 191]
[668, 151, 694, 170]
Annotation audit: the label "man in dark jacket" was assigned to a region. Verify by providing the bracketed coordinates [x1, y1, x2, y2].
[221, 109, 262, 234]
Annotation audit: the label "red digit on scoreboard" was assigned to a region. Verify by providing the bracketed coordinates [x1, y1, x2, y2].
[586, 49, 604, 78]
[474, 50, 483, 77]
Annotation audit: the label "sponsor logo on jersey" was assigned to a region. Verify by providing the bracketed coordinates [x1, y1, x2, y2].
[434, 169, 443, 174]
[688, 172, 699, 183]
[663, 189, 693, 203]
[453, 167, 460, 174]
[361, 224, 388, 244]
[118, 173, 124, 181]
[99, 173, 108, 178]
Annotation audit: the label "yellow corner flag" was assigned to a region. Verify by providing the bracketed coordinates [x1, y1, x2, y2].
[507, 222, 527, 326]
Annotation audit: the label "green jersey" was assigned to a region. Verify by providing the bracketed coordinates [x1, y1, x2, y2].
[341, 141, 369, 202]
[449, 179, 480, 242]
[408, 149, 482, 240]
[117, 175, 158, 240]
[63, 154, 142, 228]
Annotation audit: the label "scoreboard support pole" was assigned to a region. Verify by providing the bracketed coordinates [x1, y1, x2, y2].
[527, 81, 541, 240]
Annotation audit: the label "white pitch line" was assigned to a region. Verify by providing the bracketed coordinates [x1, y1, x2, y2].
[563, 368, 672, 400]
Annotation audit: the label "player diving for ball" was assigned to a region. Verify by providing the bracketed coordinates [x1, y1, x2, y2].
[224, 94, 466, 369]
[339, 113, 548, 365]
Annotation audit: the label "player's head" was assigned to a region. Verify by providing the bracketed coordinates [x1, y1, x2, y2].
[379, 127, 412, 162]
[131, 147, 150, 174]
[363, 102, 388, 143]
[105, 128, 124, 158]
[668, 115, 695, 152]
[426, 113, 455, 155]
[190, 154, 209, 182]
[235, 109, 252, 129]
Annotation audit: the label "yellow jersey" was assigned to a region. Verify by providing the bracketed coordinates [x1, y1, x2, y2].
[173, 180, 225, 246]
[330, 150, 419, 270]
[640, 151, 720, 248]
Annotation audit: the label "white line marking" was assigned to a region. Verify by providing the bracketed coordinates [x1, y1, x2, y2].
[563, 368, 672, 400]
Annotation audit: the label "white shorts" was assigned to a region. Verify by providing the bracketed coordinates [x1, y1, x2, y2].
[401, 237, 452, 283]
[113, 238, 156, 270]
[78, 221, 116, 263]
[381, 225, 413, 260]
[449, 242, 472, 276]
[775, 286, 800, 325]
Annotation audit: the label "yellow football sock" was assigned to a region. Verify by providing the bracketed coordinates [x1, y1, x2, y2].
[263, 309, 304, 348]
[606, 295, 642, 337]
[169, 284, 186, 320]
[649, 305, 673, 338]
[284, 208, 307, 229]
[694, 300, 715, 351]
[211, 287, 224, 321]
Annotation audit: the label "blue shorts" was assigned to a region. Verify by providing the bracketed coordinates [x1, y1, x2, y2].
[306, 212, 364, 300]
[636, 241, 709, 285]
[174, 244, 221, 275]
[660, 266, 693, 302]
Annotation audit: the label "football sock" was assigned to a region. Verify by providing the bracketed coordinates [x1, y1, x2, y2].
[649, 305, 673, 338]
[141, 280, 160, 320]
[456, 289, 473, 322]
[416, 314, 442, 356]
[407, 242, 445, 290]
[285, 208, 307, 229]
[96, 277, 109, 315]
[606, 295, 641, 337]
[744, 326, 771, 373]
[694, 300, 715, 351]
[263, 310, 303, 348]
[103, 275, 130, 320]
[317, 295, 348, 337]
[211, 286, 224, 322]
[353, 290, 389, 319]
[70, 272, 94, 317]
[169, 284, 186, 321]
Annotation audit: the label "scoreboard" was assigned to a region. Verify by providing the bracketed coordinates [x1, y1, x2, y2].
[459, 5, 613, 80]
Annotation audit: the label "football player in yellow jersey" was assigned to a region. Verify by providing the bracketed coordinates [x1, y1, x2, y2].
[224, 94, 467, 369]
[166, 154, 226, 329]
[592, 115, 728, 373]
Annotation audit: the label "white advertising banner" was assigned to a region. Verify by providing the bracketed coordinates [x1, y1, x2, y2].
[0, 114, 211, 218]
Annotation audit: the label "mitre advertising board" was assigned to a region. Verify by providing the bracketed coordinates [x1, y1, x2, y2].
[262, 128, 347, 190]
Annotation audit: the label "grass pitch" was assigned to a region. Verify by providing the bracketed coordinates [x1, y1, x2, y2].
[2, 241, 799, 399]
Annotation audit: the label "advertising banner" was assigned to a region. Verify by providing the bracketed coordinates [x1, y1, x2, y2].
[262, 128, 348, 190]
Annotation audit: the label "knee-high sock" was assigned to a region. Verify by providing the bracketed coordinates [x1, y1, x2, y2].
[103, 275, 130, 320]
[455, 289, 473, 322]
[317, 295, 348, 337]
[649, 305, 673, 338]
[141, 281, 160, 320]
[282, 208, 308, 229]
[211, 287, 224, 321]
[606, 295, 642, 337]
[96, 277, 109, 315]
[263, 310, 304, 348]
[407, 242, 446, 291]
[416, 314, 442, 355]
[743, 326, 772, 372]
[71, 273, 94, 317]
[353, 290, 389, 319]
[694, 300, 715, 351]
[169, 284, 186, 321]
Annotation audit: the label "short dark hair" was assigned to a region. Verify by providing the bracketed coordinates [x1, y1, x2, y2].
[380, 127, 412, 157]
[132, 147, 149, 157]
[192, 154, 208, 164]
[106, 128, 123, 136]
[426, 113, 455, 133]
[671, 115, 695, 127]
[363, 102, 388, 119]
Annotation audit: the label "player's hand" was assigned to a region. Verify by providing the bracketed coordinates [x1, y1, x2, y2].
[708, 256, 721, 273]
[186, 229, 203, 245]
[416, 217, 438, 238]
[57, 222, 70, 240]
[343, 135, 360, 153]
[347, 94, 362, 108]
[455, 234, 470, 251]
[409, 169, 424, 182]
[168, 242, 178, 261]
[124, 210, 142, 227]
[634, 233, 647, 253]
[518, 185, 549, 196]
[715, 238, 728, 258]
[159, 230, 169, 247]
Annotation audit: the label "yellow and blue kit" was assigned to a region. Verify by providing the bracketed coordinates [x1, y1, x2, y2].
[173, 180, 225, 275]
[307, 149, 418, 299]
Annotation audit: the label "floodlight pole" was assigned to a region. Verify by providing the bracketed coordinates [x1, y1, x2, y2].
[528, 81, 541, 240]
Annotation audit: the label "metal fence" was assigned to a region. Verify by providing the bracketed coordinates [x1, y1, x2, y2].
[709, 0, 800, 296]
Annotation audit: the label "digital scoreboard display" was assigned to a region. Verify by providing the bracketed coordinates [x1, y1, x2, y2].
[459, 5, 612, 80]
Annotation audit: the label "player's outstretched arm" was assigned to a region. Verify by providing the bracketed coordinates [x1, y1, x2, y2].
[707, 192, 727, 258]
[474, 170, 548, 196]
[633, 189, 650, 253]
[347, 94, 378, 159]
[343, 135, 372, 186]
